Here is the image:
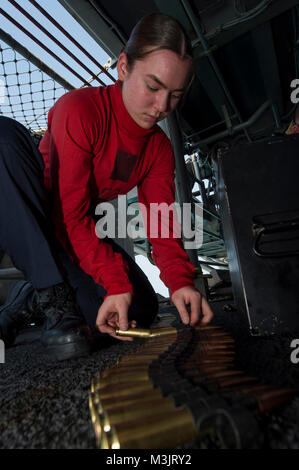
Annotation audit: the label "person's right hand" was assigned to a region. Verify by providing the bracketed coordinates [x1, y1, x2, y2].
[95, 292, 136, 341]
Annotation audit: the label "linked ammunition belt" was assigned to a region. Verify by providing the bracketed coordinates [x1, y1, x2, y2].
[89, 325, 297, 449]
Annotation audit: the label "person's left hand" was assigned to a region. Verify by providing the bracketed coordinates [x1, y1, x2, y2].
[171, 286, 214, 326]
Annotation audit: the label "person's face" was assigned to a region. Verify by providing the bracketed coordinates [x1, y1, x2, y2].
[117, 49, 192, 129]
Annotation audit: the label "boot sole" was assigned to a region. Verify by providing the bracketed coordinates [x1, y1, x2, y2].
[42, 338, 91, 361]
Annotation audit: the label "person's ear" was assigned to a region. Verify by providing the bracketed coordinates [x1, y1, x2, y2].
[117, 52, 130, 81]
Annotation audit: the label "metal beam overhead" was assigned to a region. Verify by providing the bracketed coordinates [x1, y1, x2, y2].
[58, 0, 124, 61]
[193, 0, 299, 59]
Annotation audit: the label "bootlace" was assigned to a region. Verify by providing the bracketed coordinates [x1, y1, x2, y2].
[52, 283, 79, 313]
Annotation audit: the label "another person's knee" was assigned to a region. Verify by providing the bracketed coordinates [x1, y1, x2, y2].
[0, 117, 28, 165]
[0, 116, 42, 171]
[0, 116, 26, 140]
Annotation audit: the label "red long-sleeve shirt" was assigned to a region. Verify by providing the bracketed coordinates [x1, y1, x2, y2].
[39, 81, 195, 297]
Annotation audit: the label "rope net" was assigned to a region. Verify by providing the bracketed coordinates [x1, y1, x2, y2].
[0, 40, 68, 142]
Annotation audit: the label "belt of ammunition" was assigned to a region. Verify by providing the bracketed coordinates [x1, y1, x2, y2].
[90, 324, 298, 449]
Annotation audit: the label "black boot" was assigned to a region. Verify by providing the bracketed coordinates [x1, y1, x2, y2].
[37, 282, 92, 361]
[0, 281, 40, 347]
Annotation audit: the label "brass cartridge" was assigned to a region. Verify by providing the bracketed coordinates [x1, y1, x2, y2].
[192, 364, 231, 373]
[97, 381, 155, 399]
[237, 384, 274, 394]
[151, 327, 178, 337]
[118, 355, 158, 364]
[254, 388, 298, 413]
[196, 334, 234, 343]
[185, 356, 235, 366]
[101, 408, 197, 449]
[188, 360, 235, 370]
[138, 344, 172, 351]
[194, 343, 235, 352]
[91, 390, 174, 420]
[119, 350, 160, 357]
[195, 325, 224, 331]
[199, 337, 235, 345]
[218, 375, 258, 389]
[201, 370, 244, 381]
[100, 395, 177, 431]
[176, 353, 235, 369]
[97, 370, 150, 388]
[115, 327, 177, 338]
[115, 328, 151, 338]
[100, 364, 151, 378]
[192, 349, 235, 357]
[98, 388, 164, 410]
[89, 393, 103, 448]
[91, 388, 168, 417]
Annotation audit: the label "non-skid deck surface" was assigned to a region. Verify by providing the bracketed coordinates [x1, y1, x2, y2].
[1, 300, 299, 449]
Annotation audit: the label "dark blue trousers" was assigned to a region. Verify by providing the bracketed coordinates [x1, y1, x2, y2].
[0, 116, 158, 329]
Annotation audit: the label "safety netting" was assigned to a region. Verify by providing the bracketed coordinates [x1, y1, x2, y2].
[0, 40, 68, 142]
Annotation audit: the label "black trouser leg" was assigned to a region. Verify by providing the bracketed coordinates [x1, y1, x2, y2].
[57, 240, 159, 331]
[0, 116, 64, 288]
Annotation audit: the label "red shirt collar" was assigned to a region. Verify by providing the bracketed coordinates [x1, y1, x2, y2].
[109, 80, 157, 139]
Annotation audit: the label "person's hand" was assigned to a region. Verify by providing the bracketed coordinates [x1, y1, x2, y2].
[96, 292, 136, 341]
[171, 286, 214, 326]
